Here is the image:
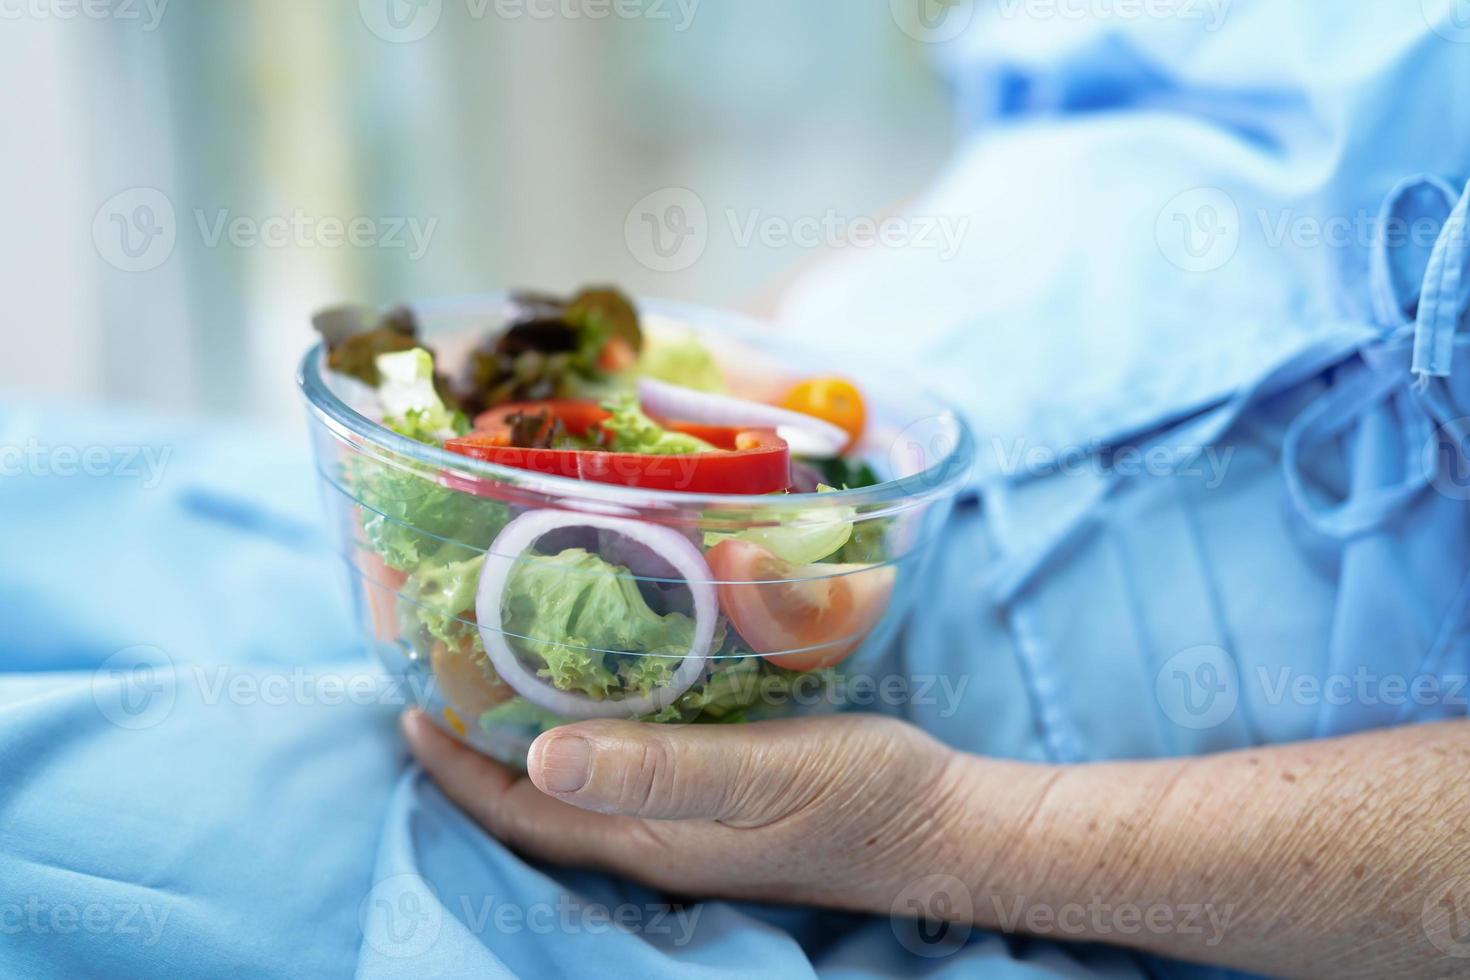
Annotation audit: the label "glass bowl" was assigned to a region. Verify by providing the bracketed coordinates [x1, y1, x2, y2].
[299, 294, 973, 764]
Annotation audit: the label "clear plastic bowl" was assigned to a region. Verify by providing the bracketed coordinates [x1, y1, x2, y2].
[299, 294, 973, 764]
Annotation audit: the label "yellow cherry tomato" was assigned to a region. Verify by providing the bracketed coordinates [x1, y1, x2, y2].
[781, 377, 866, 447]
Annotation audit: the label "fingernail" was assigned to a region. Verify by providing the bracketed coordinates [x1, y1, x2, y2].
[536, 735, 592, 794]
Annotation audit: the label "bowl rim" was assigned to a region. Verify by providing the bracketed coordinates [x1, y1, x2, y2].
[297, 292, 975, 518]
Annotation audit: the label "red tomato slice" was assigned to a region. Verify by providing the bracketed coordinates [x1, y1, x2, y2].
[705, 539, 895, 671]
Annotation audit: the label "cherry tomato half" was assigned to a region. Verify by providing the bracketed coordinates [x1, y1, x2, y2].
[705, 538, 894, 671]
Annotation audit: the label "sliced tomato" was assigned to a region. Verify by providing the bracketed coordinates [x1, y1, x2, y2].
[705, 538, 895, 671]
[431, 638, 515, 719]
[356, 549, 408, 644]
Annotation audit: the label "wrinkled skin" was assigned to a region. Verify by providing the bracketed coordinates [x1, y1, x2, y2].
[399, 710, 1007, 914]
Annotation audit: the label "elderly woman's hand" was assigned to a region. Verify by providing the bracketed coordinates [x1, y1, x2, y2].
[399, 708, 1042, 915]
[403, 709, 1470, 978]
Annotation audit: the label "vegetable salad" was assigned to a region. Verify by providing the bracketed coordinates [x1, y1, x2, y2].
[314, 287, 896, 742]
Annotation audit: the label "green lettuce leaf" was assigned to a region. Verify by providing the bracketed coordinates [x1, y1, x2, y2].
[598, 394, 714, 456]
[346, 349, 505, 573]
[501, 548, 698, 699]
[348, 452, 508, 573]
[637, 334, 725, 393]
[399, 554, 482, 651]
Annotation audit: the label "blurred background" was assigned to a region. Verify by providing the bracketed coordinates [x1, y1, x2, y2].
[1, 0, 953, 431]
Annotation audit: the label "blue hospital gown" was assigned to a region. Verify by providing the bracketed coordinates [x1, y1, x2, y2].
[3, 4, 1470, 978]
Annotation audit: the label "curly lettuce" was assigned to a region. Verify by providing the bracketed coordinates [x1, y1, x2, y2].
[399, 554, 482, 651]
[350, 457, 507, 572]
[597, 394, 714, 456]
[501, 548, 694, 698]
[346, 349, 507, 573]
[637, 333, 725, 393]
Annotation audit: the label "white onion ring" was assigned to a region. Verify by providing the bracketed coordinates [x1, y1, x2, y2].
[638, 377, 849, 457]
[475, 508, 717, 719]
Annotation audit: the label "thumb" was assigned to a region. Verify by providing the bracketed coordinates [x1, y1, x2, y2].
[526, 716, 869, 824]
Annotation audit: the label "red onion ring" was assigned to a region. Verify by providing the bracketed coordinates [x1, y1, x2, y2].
[637, 377, 849, 457]
[475, 508, 717, 719]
